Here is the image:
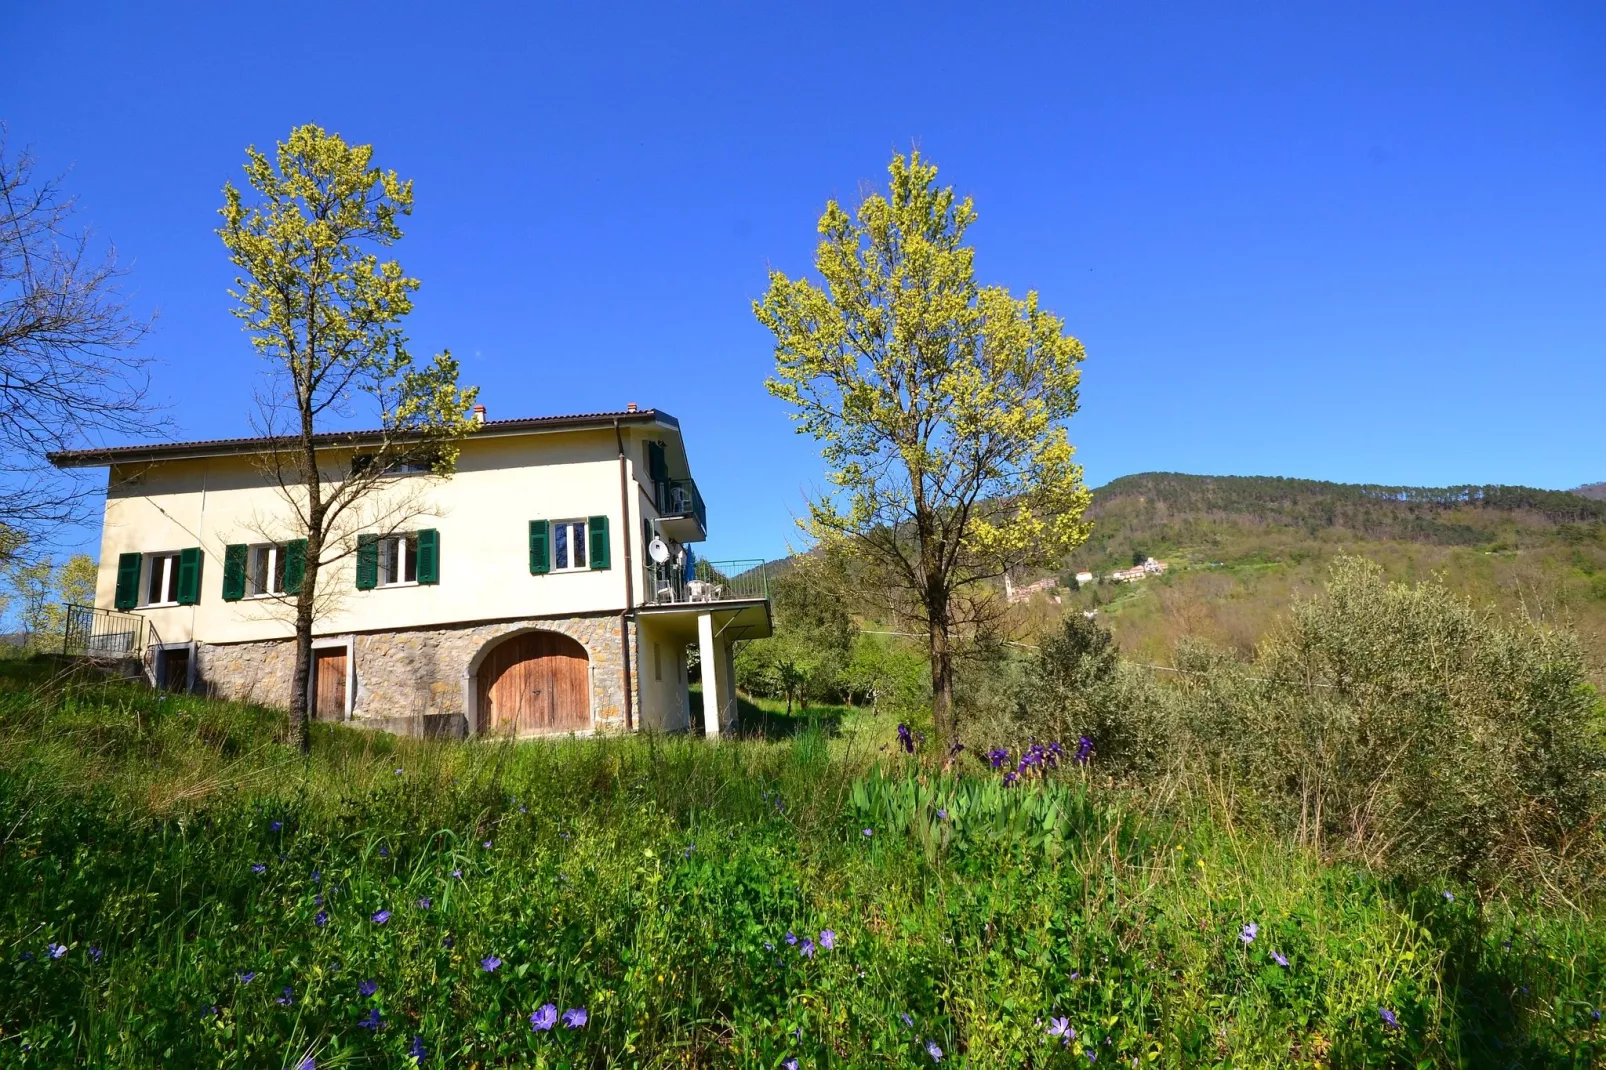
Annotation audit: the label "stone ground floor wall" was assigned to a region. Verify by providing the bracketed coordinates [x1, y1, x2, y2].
[194, 613, 641, 738]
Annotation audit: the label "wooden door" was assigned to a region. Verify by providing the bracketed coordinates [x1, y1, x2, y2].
[477, 631, 589, 736]
[313, 648, 347, 721]
[161, 648, 189, 692]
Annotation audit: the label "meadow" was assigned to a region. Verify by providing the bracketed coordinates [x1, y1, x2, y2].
[2, 658, 1602, 1068]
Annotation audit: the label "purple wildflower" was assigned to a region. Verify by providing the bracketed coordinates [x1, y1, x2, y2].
[276, 986, 294, 1006]
[296, 1058, 314, 1070]
[408, 1035, 427, 1062]
[862, 828, 873, 837]
[359, 1008, 383, 1031]
[1239, 922, 1258, 944]
[47, 942, 67, 959]
[482, 840, 492, 848]
[1075, 736, 1094, 764]
[313, 894, 323, 907]
[451, 869, 462, 879]
[764, 941, 774, 951]
[442, 935, 455, 949]
[901, 1013, 914, 1027]
[251, 863, 266, 874]
[935, 808, 948, 820]
[481, 955, 502, 972]
[1048, 1016, 1073, 1039]
[417, 897, 432, 909]
[394, 768, 403, 775]
[270, 820, 282, 832]
[987, 747, 1009, 769]
[1442, 890, 1455, 901]
[1271, 949, 1289, 967]
[1003, 771, 1019, 786]
[311, 870, 321, 883]
[926, 1039, 943, 1062]
[359, 979, 378, 997]
[785, 931, 798, 946]
[784, 1060, 799, 1070]
[1379, 1007, 1399, 1029]
[371, 910, 391, 925]
[88, 947, 102, 963]
[561, 1007, 588, 1029]
[897, 723, 915, 753]
[238, 971, 256, 983]
[1085, 1051, 1096, 1063]
[314, 910, 328, 927]
[530, 1003, 557, 1031]
[799, 938, 816, 959]
[819, 929, 835, 950]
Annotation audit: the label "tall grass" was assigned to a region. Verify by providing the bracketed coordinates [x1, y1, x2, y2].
[1, 658, 1602, 1067]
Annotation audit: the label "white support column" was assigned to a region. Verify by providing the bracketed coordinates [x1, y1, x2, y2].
[722, 641, 738, 734]
[697, 611, 726, 738]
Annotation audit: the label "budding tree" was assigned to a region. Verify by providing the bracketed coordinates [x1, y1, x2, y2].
[219, 124, 477, 751]
[756, 151, 1091, 757]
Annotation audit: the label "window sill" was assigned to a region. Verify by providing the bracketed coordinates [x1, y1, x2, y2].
[246, 592, 288, 600]
[376, 580, 421, 589]
[139, 602, 181, 610]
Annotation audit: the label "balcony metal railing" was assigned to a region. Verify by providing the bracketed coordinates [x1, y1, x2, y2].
[62, 603, 145, 660]
[642, 558, 768, 606]
[654, 477, 707, 531]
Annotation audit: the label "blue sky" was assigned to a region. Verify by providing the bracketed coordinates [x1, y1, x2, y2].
[4, 2, 1603, 563]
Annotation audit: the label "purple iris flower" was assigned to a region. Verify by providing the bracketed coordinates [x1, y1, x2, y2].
[481, 955, 502, 972]
[371, 910, 391, 925]
[799, 938, 815, 959]
[926, 1039, 943, 1061]
[1379, 1007, 1399, 1029]
[1239, 923, 1258, 944]
[276, 986, 294, 1006]
[897, 723, 915, 753]
[314, 910, 328, 927]
[530, 1003, 557, 1031]
[561, 1007, 588, 1029]
[1271, 950, 1289, 967]
[359, 979, 378, 997]
[987, 747, 1009, 769]
[1003, 771, 1019, 786]
[819, 929, 835, 950]
[251, 863, 266, 874]
[407, 1035, 427, 1062]
[359, 1008, 383, 1031]
[47, 943, 67, 959]
[238, 971, 256, 983]
[1075, 736, 1094, 764]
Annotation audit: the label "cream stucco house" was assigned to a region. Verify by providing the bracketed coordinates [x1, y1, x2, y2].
[49, 406, 771, 738]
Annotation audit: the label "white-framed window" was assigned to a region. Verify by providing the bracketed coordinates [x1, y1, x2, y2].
[378, 534, 419, 586]
[143, 552, 181, 606]
[552, 519, 588, 572]
[248, 544, 290, 597]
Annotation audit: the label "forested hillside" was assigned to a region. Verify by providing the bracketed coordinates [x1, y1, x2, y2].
[1009, 473, 1606, 673]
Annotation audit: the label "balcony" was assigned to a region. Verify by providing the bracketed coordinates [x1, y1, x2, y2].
[654, 477, 706, 542]
[638, 558, 772, 643]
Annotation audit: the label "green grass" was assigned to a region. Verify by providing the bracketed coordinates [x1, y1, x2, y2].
[1, 658, 1602, 1067]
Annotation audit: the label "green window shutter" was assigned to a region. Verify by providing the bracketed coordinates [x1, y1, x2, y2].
[222, 544, 248, 601]
[284, 540, 307, 594]
[176, 547, 204, 605]
[355, 534, 379, 590]
[114, 552, 142, 610]
[529, 520, 550, 575]
[416, 529, 439, 585]
[588, 515, 610, 570]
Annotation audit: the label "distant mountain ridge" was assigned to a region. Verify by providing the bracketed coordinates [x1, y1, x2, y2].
[1574, 482, 1606, 501]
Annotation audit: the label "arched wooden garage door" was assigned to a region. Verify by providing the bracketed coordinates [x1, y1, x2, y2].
[477, 631, 590, 736]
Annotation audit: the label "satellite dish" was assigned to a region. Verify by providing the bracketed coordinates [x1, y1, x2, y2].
[648, 536, 671, 564]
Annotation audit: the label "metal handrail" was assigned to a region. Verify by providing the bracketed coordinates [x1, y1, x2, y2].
[654, 477, 707, 531]
[61, 603, 145, 661]
[642, 558, 767, 606]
